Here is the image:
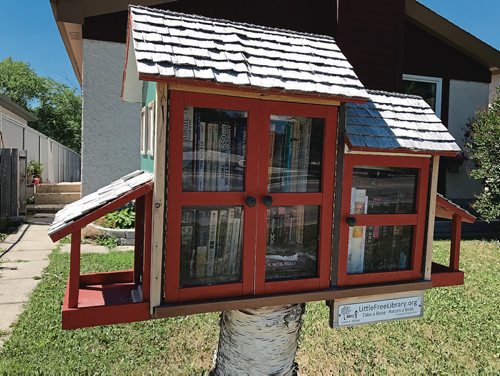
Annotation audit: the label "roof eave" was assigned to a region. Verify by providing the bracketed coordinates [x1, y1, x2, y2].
[346, 140, 460, 158]
[0, 95, 38, 122]
[406, 0, 500, 69]
[137, 73, 369, 105]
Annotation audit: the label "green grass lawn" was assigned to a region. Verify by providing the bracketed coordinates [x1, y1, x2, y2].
[0, 240, 498, 375]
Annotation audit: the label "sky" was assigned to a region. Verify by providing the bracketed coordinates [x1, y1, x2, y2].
[0, 0, 499, 90]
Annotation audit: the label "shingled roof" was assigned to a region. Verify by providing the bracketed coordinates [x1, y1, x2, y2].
[122, 5, 368, 102]
[48, 170, 153, 237]
[345, 90, 461, 154]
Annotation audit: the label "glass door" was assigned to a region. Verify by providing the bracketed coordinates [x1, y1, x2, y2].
[165, 92, 260, 302]
[255, 102, 337, 295]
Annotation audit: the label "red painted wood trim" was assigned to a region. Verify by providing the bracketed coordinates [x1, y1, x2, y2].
[337, 155, 430, 286]
[353, 214, 418, 226]
[79, 270, 133, 285]
[435, 195, 476, 223]
[450, 214, 462, 271]
[134, 195, 145, 286]
[68, 229, 81, 308]
[49, 182, 153, 242]
[431, 263, 464, 288]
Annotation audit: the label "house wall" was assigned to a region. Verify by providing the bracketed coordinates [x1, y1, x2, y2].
[336, 0, 406, 92]
[446, 80, 489, 202]
[82, 0, 337, 43]
[490, 72, 500, 103]
[82, 39, 141, 195]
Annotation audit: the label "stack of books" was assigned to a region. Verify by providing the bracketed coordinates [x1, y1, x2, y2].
[183, 107, 246, 192]
[265, 206, 318, 281]
[180, 207, 243, 287]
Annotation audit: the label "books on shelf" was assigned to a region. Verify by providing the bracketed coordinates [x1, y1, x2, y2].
[180, 207, 243, 286]
[183, 107, 246, 192]
[268, 117, 313, 192]
[347, 188, 368, 274]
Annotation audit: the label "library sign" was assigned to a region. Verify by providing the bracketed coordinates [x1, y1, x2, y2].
[330, 291, 424, 328]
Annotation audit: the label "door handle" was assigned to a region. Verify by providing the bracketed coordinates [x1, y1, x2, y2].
[245, 196, 257, 207]
[346, 216, 357, 227]
[262, 195, 273, 208]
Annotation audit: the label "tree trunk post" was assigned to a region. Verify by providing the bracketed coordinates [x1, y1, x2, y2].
[212, 304, 305, 376]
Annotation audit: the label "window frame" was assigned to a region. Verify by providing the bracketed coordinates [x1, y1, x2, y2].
[147, 101, 155, 156]
[402, 74, 443, 118]
[337, 154, 430, 286]
[140, 106, 148, 155]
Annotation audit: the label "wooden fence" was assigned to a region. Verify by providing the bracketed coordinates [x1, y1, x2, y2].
[0, 148, 27, 217]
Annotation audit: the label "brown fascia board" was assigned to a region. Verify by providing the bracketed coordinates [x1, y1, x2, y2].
[52, 0, 173, 23]
[406, 0, 500, 69]
[50, 1, 83, 86]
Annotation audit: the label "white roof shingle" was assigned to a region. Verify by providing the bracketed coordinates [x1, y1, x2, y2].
[346, 90, 461, 154]
[125, 5, 368, 100]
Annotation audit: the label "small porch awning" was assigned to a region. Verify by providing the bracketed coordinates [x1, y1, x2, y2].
[431, 194, 476, 288]
[48, 170, 154, 330]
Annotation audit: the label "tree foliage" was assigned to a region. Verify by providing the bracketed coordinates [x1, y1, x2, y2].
[0, 58, 81, 152]
[466, 88, 500, 221]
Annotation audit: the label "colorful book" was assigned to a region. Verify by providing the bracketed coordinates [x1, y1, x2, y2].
[196, 121, 206, 191]
[195, 210, 210, 278]
[207, 210, 219, 277]
[182, 107, 194, 191]
[217, 124, 231, 191]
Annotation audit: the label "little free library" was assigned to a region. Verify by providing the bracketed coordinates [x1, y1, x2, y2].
[48, 6, 475, 330]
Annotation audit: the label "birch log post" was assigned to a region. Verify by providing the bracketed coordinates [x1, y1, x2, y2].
[212, 304, 305, 376]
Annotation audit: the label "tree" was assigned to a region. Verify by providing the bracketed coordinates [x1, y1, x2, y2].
[466, 88, 500, 221]
[0, 58, 81, 152]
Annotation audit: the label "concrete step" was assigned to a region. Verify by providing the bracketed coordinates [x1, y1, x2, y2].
[34, 192, 80, 205]
[36, 182, 81, 193]
[26, 204, 65, 215]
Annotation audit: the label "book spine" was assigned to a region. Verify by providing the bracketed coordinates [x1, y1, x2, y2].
[284, 123, 292, 192]
[211, 123, 219, 190]
[229, 210, 242, 275]
[216, 209, 228, 274]
[291, 121, 300, 192]
[268, 123, 276, 184]
[195, 210, 210, 278]
[223, 208, 235, 274]
[207, 209, 219, 277]
[180, 209, 194, 279]
[196, 122, 206, 191]
[182, 107, 194, 191]
[232, 122, 245, 191]
[298, 119, 311, 192]
[205, 123, 214, 191]
[217, 124, 231, 191]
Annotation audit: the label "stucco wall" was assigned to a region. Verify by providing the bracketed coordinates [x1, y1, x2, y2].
[490, 73, 500, 103]
[82, 39, 141, 195]
[446, 79, 489, 201]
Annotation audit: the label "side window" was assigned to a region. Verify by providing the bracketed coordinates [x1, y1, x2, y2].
[140, 106, 148, 155]
[402, 74, 442, 118]
[147, 101, 155, 156]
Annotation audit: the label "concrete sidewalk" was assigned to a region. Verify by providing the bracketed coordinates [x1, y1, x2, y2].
[0, 221, 56, 347]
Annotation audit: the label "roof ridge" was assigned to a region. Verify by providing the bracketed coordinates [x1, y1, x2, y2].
[129, 5, 337, 43]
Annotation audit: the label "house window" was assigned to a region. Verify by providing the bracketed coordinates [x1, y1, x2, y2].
[403, 74, 443, 118]
[337, 154, 430, 286]
[140, 107, 148, 155]
[147, 101, 155, 156]
[165, 91, 337, 302]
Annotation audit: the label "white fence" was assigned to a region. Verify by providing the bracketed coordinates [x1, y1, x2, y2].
[0, 112, 80, 183]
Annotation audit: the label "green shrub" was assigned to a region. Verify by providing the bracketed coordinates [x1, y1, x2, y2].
[101, 203, 135, 229]
[466, 88, 500, 221]
[27, 160, 43, 178]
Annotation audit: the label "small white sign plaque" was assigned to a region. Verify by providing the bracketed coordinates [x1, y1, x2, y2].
[331, 291, 424, 328]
